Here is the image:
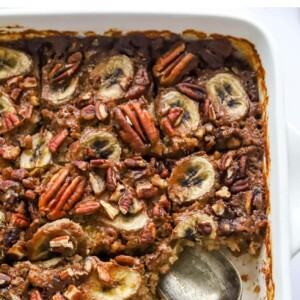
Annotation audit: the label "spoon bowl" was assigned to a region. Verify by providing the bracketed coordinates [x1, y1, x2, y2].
[158, 247, 242, 300]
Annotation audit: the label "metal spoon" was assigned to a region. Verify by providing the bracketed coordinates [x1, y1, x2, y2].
[158, 247, 242, 300]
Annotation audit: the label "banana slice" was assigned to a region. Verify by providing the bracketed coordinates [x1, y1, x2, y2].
[158, 90, 200, 135]
[20, 131, 53, 170]
[26, 219, 88, 261]
[100, 210, 149, 231]
[81, 131, 121, 161]
[91, 55, 134, 101]
[172, 211, 217, 240]
[82, 261, 141, 300]
[44, 77, 79, 105]
[0, 47, 32, 80]
[168, 156, 216, 204]
[206, 73, 249, 120]
[0, 92, 16, 114]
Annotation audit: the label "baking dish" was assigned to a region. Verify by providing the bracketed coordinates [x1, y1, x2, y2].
[0, 11, 299, 300]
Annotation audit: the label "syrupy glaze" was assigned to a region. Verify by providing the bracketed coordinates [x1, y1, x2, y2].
[0, 29, 272, 299]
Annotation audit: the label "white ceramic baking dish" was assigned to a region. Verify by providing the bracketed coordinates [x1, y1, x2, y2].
[0, 11, 299, 300]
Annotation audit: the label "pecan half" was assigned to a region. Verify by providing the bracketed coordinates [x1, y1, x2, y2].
[106, 167, 117, 192]
[176, 82, 206, 101]
[39, 168, 86, 220]
[73, 200, 101, 215]
[114, 100, 159, 154]
[49, 52, 82, 84]
[153, 43, 198, 86]
[47, 130, 68, 153]
[230, 178, 249, 193]
[114, 255, 139, 267]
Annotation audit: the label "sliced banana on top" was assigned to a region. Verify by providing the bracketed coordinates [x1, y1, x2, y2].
[0, 92, 16, 114]
[206, 73, 249, 120]
[0, 47, 32, 80]
[172, 211, 217, 240]
[91, 55, 134, 101]
[20, 131, 53, 170]
[82, 261, 142, 300]
[158, 90, 200, 135]
[43, 77, 79, 105]
[26, 219, 88, 261]
[81, 131, 121, 161]
[100, 210, 149, 232]
[168, 156, 216, 204]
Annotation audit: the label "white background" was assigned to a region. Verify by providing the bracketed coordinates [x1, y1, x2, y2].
[1, 6, 300, 300]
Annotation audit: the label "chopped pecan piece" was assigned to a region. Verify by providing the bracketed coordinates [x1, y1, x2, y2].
[7, 242, 27, 260]
[118, 191, 133, 214]
[125, 85, 146, 100]
[100, 200, 119, 220]
[49, 235, 74, 253]
[52, 293, 65, 300]
[63, 284, 83, 300]
[0, 145, 21, 159]
[30, 289, 43, 300]
[125, 67, 150, 99]
[89, 173, 105, 195]
[97, 265, 114, 286]
[80, 104, 95, 120]
[4, 113, 21, 131]
[140, 222, 156, 243]
[136, 181, 159, 199]
[167, 107, 184, 127]
[50, 52, 82, 84]
[95, 101, 109, 121]
[12, 213, 29, 228]
[153, 43, 198, 86]
[123, 156, 147, 168]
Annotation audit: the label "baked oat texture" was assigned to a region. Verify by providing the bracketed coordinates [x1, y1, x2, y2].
[0, 32, 268, 299]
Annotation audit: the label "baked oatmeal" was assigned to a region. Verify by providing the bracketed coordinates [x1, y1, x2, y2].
[0, 31, 267, 299]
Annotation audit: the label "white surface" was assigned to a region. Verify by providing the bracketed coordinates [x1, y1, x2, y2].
[240, 9, 300, 300]
[1, 6, 299, 300]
